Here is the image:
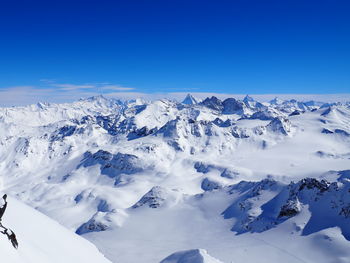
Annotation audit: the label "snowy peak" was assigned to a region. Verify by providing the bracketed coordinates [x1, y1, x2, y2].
[243, 95, 255, 103]
[242, 95, 259, 108]
[160, 249, 223, 263]
[267, 116, 291, 135]
[222, 98, 245, 114]
[198, 96, 249, 114]
[269, 97, 284, 105]
[75, 210, 127, 235]
[79, 94, 122, 106]
[132, 186, 167, 208]
[249, 107, 283, 120]
[182, 94, 198, 105]
[222, 175, 350, 242]
[132, 186, 182, 209]
[200, 96, 223, 111]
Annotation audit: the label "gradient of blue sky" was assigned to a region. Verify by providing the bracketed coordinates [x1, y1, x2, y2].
[0, 0, 349, 100]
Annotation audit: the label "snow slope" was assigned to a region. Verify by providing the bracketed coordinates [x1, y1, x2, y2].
[160, 249, 223, 263]
[83, 175, 350, 263]
[0, 195, 111, 263]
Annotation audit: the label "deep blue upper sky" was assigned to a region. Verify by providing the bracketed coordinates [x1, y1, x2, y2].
[0, 0, 349, 96]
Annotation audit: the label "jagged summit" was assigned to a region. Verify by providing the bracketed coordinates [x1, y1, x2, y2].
[243, 95, 255, 103]
[267, 116, 291, 135]
[80, 94, 106, 101]
[269, 97, 284, 105]
[132, 186, 167, 208]
[199, 96, 223, 111]
[80, 94, 124, 106]
[182, 93, 199, 105]
[243, 95, 264, 109]
[36, 102, 51, 109]
[79, 94, 111, 103]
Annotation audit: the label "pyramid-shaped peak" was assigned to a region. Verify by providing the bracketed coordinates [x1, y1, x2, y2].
[243, 95, 255, 103]
[182, 94, 198, 105]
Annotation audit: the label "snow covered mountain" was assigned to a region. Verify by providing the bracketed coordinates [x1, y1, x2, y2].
[0, 94, 350, 262]
[182, 94, 199, 105]
[160, 249, 223, 263]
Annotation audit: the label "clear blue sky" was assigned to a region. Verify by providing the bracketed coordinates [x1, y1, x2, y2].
[0, 0, 349, 97]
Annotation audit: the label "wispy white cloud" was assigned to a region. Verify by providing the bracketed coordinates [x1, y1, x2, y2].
[52, 83, 96, 91]
[39, 79, 135, 92]
[49, 82, 134, 91]
[0, 86, 96, 107]
[0, 81, 136, 107]
[0, 84, 349, 107]
[39, 79, 56, 84]
[100, 85, 135, 91]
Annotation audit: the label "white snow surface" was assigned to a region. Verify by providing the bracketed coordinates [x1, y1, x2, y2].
[0, 195, 111, 263]
[160, 249, 223, 263]
[0, 94, 350, 263]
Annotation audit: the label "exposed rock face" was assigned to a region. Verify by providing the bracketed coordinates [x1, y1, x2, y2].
[200, 96, 223, 112]
[194, 162, 239, 179]
[243, 95, 265, 109]
[76, 212, 110, 234]
[50, 125, 77, 141]
[78, 150, 144, 184]
[243, 95, 254, 107]
[160, 249, 223, 263]
[278, 198, 301, 218]
[267, 116, 291, 135]
[212, 118, 233, 127]
[132, 186, 167, 208]
[156, 118, 181, 139]
[131, 186, 183, 209]
[127, 126, 158, 140]
[340, 205, 350, 218]
[201, 178, 222, 191]
[321, 107, 332, 116]
[182, 94, 199, 105]
[222, 98, 245, 114]
[220, 169, 239, 179]
[223, 175, 350, 240]
[194, 162, 216, 174]
[334, 129, 350, 136]
[230, 126, 250, 138]
[289, 110, 304, 116]
[296, 178, 330, 193]
[249, 108, 282, 120]
[321, 128, 334, 134]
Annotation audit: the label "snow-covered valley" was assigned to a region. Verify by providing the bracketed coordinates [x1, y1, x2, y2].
[0, 94, 349, 262]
